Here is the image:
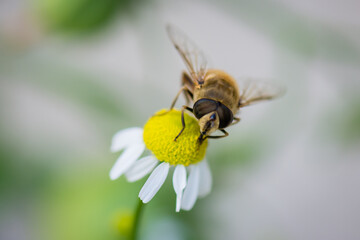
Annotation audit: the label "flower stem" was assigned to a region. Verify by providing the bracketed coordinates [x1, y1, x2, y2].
[130, 199, 144, 240]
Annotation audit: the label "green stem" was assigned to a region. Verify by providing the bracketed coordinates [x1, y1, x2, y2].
[130, 199, 144, 240]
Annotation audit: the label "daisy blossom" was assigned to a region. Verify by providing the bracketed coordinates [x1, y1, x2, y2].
[110, 109, 212, 212]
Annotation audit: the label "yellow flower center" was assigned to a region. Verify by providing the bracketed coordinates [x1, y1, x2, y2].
[143, 109, 208, 166]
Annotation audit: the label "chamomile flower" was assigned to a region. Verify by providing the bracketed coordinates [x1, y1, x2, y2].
[110, 109, 212, 212]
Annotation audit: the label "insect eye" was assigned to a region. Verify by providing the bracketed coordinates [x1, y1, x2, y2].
[210, 113, 216, 120]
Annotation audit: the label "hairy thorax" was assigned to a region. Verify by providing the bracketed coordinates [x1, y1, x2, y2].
[194, 69, 240, 114]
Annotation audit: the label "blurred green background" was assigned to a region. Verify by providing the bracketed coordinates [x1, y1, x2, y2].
[1, 0, 360, 239]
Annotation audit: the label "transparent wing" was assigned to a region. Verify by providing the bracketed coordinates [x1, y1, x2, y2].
[166, 25, 208, 85]
[238, 79, 285, 107]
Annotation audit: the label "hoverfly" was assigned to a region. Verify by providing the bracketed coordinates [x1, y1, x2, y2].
[165, 25, 283, 144]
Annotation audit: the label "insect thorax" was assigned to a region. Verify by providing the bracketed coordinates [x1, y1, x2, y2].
[194, 70, 240, 113]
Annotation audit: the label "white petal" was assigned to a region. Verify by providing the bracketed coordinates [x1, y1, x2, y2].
[198, 159, 212, 198]
[139, 162, 170, 203]
[125, 156, 159, 182]
[110, 127, 143, 152]
[172, 165, 187, 212]
[181, 164, 200, 211]
[109, 143, 145, 180]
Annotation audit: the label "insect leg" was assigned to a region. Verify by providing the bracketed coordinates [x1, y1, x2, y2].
[155, 86, 190, 117]
[174, 105, 193, 141]
[170, 86, 188, 109]
[206, 129, 229, 139]
[229, 117, 241, 126]
[184, 89, 193, 106]
[181, 72, 194, 105]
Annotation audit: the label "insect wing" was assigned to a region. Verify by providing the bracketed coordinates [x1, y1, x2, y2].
[239, 80, 285, 107]
[166, 25, 207, 85]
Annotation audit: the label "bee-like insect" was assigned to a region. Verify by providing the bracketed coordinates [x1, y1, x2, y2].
[165, 25, 283, 144]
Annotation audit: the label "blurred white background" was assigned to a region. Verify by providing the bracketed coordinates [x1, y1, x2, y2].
[1, 0, 360, 240]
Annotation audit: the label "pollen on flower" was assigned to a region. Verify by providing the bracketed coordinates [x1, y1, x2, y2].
[143, 109, 208, 166]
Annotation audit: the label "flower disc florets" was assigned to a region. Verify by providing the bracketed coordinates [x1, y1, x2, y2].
[143, 109, 208, 166]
